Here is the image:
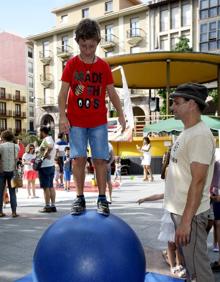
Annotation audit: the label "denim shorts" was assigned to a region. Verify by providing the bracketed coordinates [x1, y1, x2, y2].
[69, 124, 109, 160]
[64, 170, 71, 181]
[38, 166, 55, 189]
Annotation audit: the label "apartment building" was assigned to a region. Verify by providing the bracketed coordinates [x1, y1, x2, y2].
[27, 0, 198, 136]
[0, 32, 28, 135]
[199, 0, 220, 52]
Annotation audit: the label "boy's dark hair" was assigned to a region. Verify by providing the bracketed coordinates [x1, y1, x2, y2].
[40, 126, 50, 135]
[58, 133, 63, 139]
[1, 130, 15, 142]
[75, 18, 101, 43]
[65, 146, 70, 151]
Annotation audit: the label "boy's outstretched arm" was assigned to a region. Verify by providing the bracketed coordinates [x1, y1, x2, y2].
[107, 84, 126, 132]
[137, 193, 164, 205]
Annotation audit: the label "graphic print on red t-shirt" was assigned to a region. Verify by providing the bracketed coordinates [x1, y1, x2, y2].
[61, 56, 114, 128]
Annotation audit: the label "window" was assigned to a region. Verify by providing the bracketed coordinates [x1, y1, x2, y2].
[29, 121, 34, 131]
[44, 88, 52, 104]
[160, 35, 169, 50]
[105, 24, 113, 42]
[200, 9, 209, 19]
[0, 88, 5, 99]
[42, 41, 50, 57]
[82, 8, 89, 18]
[28, 61, 33, 73]
[15, 90, 20, 100]
[160, 8, 169, 31]
[130, 46, 140, 53]
[181, 30, 191, 41]
[200, 42, 208, 51]
[29, 91, 34, 103]
[29, 76, 34, 88]
[28, 47, 33, 58]
[210, 7, 218, 17]
[171, 33, 179, 50]
[200, 0, 208, 9]
[105, 51, 113, 57]
[105, 1, 113, 13]
[61, 14, 68, 24]
[0, 119, 7, 130]
[130, 17, 139, 37]
[15, 104, 21, 115]
[210, 0, 218, 7]
[209, 40, 217, 50]
[61, 36, 68, 52]
[29, 106, 34, 117]
[171, 6, 180, 29]
[15, 120, 21, 132]
[0, 102, 6, 115]
[182, 3, 191, 27]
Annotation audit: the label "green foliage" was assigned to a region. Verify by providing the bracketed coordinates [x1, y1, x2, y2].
[17, 133, 41, 146]
[174, 37, 193, 52]
[209, 89, 218, 104]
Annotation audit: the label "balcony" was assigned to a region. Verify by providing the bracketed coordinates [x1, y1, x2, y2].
[13, 95, 26, 103]
[57, 45, 73, 60]
[39, 50, 53, 64]
[0, 110, 12, 117]
[100, 34, 118, 51]
[37, 98, 58, 113]
[0, 93, 12, 101]
[13, 111, 26, 118]
[40, 73, 53, 87]
[126, 28, 145, 46]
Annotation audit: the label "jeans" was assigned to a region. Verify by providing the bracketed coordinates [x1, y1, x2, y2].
[0, 171, 17, 213]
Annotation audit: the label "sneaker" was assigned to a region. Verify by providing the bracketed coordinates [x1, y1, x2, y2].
[97, 199, 110, 216]
[39, 206, 52, 213]
[51, 206, 57, 212]
[71, 197, 86, 215]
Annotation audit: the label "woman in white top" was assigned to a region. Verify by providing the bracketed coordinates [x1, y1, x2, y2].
[0, 130, 19, 218]
[22, 143, 38, 198]
[136, 136, 154, 182]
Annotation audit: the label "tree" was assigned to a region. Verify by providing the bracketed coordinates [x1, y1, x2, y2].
[174, 36, 193, 52]
[157, 37, 193, 115]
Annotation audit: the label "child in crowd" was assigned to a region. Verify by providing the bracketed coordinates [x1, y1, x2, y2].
[137, 193, 186, 279]
[63, 147, 72, 191]
[22, 143, 38, 198]
[114, 157, 122, 182]
[54, 158, 61, 188]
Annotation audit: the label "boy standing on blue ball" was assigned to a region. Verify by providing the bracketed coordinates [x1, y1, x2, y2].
[58, 18, 125, 216]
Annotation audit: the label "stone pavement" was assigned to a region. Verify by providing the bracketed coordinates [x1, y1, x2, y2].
[0, 175, 219, 282]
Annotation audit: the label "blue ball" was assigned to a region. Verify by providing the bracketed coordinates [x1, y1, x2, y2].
[33, 211, 146, 282]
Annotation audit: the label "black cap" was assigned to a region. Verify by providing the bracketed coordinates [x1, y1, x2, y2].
[170, 83, 208, 107]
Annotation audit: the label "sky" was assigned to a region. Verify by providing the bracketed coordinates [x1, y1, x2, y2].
[0, 0, 148, 38]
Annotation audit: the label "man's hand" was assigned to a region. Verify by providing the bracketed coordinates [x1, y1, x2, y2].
[175, 222, 191, 246]
[118, 114, 126, 132]
[59, 115, 70, 134]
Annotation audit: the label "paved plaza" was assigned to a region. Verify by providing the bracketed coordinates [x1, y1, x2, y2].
[0, 175, 219, 282]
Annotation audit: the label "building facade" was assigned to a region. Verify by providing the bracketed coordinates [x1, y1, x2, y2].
[27, 0, 199, 136]
[0, 32, 28, 135]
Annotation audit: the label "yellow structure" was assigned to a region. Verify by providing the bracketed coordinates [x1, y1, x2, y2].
[0, 80, 27, 135]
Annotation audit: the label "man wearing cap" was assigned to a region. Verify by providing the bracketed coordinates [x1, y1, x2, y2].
[164, 83, 215, 281]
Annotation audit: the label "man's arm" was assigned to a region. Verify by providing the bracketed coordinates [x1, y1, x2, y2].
[175, 162, 208, 246]
[106, 84, 126, 132]
[58, 81, 70, 133]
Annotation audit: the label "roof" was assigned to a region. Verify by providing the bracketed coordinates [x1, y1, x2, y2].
[105, 51, 220, 89]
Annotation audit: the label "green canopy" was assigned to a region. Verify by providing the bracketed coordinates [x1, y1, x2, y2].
[143, 116, 220, 135]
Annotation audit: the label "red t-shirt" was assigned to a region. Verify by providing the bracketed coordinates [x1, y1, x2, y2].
[61, 56, 114, 128]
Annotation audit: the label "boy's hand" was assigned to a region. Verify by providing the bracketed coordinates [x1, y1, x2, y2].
[59, 115, 70, 134]
[137, 199, 144, 205]
[119, 115, 126, 132]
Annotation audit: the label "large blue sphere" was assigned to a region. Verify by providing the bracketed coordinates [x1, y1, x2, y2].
[33, 210, 146, 282]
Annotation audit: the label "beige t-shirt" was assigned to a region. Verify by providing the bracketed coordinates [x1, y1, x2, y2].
[164, 121, 215, 216]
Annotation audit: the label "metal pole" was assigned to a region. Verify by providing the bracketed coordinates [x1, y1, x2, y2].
[149, 89, 152, 124]
[166, 59, 171, 117]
